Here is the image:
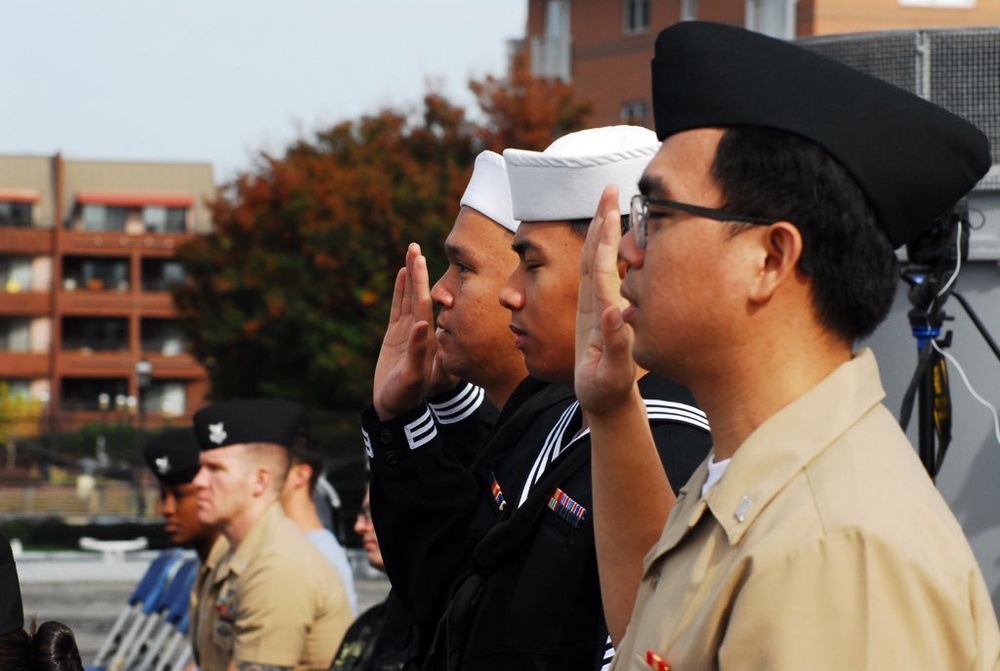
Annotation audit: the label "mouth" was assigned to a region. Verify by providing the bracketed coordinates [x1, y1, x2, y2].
[509, 324, 527, 348]
[620, 287, 637, 322]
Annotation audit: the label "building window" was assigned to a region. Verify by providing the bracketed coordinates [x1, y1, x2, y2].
[545, 0, 570, 38]
[62, 256, 130, 292]
[0, 201, 33, 228]
[621, 100, 650, 126]
[141, 318, 187, 356]
[532, 0, 572, 81]
[0, 256, 33, 292]
[60, 378, 129, 411]
[746, 0, 796, 39]
[61, 317, 129, 352]
[143, 206, 187, 234]
[141, 258, 186, 292]
[623, 0, 651, 34]
[0, 380, 31, 400]
[898, 0, 974, 5]
[0, 318, 32, 352]
[142, 380, 186, 416]
[81, 204, 129, 232]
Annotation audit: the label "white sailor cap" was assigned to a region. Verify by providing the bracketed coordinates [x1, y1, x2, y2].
[503, 126, 660, 222]
[460, 150, 519, 233]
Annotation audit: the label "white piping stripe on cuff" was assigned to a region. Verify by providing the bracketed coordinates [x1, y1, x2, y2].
[404, 409, 437, 450]
[362, 429, 373, 458]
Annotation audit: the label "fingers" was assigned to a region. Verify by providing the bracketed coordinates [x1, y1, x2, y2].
[398, 243, 421, 319]
[406, 320, 431, 371]
[592, 186, 624, 310]
[388, 266, 407, 326]
[407, 245, 434, 324]
[579, 186, 623, 341]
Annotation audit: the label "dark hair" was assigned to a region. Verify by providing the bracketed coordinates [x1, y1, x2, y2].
[712, 126, 897, 342]
[0, 628, 31, 669]
[568, 214, 630, 240]
[290, 432, 323, 492]
[30, 621, 82, 671]
[0, 621, 82, 671]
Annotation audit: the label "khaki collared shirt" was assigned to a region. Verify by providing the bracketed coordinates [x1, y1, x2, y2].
[191, 534, 230, 666]
[614, 349, 1000, 670]
[198, 503, 352, 670]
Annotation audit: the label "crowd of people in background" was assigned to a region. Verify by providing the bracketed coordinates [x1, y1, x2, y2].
[3, 19, 1000, 671]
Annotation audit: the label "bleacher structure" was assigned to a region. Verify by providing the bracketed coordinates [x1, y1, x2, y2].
[86, 548, 199, 671]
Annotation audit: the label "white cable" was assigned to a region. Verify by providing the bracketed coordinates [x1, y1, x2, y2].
[931, 339, 1000, 447]
[935, 218, 962, 300]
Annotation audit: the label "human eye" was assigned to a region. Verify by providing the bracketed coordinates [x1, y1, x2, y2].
[522, 257, 543, 272]
[647, 205, 676, 221]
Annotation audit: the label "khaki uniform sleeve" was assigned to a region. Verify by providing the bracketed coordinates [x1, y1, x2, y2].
[718, 529, 996, 670]
[232, 557, 317, 668]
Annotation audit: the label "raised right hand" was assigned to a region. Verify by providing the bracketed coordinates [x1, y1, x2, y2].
[373, 243, 438, 420]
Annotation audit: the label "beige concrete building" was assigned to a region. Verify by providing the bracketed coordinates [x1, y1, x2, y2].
[0, 153, 213, 436]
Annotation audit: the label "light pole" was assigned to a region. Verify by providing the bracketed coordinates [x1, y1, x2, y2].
[97, 392, 110, 466]
[134, 358, 153, 519]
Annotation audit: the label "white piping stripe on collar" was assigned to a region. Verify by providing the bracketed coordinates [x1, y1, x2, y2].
[429, 383, 485, 425]
[518, 401, 581, 507]
[644, 400, 710, 432]
[515, 397, 710, 508]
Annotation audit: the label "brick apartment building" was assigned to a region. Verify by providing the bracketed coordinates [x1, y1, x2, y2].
[525, 0, 1000, 128]
[0, 154, 213, 438]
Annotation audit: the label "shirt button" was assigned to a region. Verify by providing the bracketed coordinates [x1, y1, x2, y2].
[379, 429, 392, 444]
[385, 451, 399, 466]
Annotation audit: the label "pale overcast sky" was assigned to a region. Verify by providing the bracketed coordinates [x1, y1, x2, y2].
[0, 1, 527, 181]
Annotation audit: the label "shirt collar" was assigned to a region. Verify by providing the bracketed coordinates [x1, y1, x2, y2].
[228, 501, 284, 575]
[704, 348, 886, 544]
[646, 348, 886, 566]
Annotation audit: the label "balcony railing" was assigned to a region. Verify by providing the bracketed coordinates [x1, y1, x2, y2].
[530, 34, 572, 82]
[59, 338, 129, 352]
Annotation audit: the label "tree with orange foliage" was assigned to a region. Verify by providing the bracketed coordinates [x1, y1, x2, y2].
[471, 50, 593, 152]
[174, 65, 592, 411]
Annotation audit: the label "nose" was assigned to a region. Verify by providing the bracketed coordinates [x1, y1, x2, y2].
[430, 273, 452, 308]
[619, 228, 644, 269]
[192, 465, 208, 489]
[499, 272, 523, 312]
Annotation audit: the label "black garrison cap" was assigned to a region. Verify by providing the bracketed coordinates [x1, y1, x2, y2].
[142, 428, 201, 486]
[193, 399, 305, 451]
[1, 532, 24, 636]
[651, 21, 991, 248]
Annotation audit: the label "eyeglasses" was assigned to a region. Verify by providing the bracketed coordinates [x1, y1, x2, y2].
[626, 194, 772, 249]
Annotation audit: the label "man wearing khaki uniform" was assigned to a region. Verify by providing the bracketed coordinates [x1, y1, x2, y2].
[192, 398, 351, 670]
[574, 21, 1000, 671]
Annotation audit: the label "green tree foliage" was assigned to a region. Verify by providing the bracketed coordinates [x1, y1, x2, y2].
[174, 68, 592, 413]
[0, 382, 42, 445]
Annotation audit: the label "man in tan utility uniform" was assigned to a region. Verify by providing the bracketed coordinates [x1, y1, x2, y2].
[192, 398, 351, 670]
[574, 20, 1000, 671]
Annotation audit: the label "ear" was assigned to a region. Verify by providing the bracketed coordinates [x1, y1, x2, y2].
[288, 463, 309, 490]
[748, 221, 804, 304]
[251, 466, 270, 497]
